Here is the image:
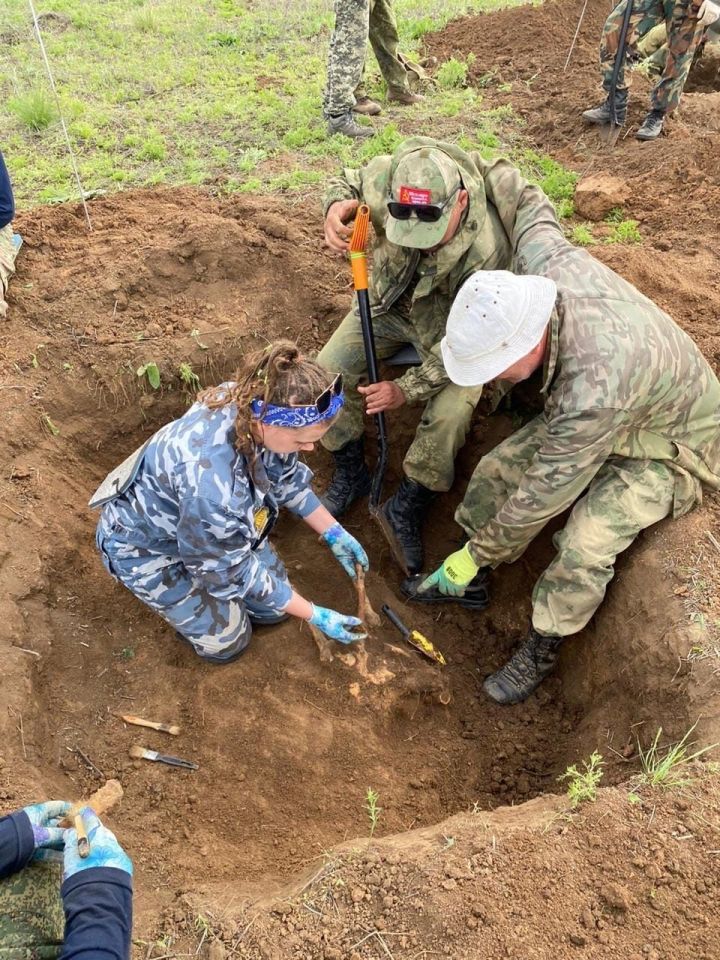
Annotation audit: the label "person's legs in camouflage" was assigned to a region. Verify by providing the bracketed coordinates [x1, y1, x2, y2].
[637, 0, 706, 138]
[368, 0, 423, 104]
[485, 457, 678, 703]
[0, 859, 65, 959]
[583, 0, 665, 124]
[324, 0, 375, 137]
[97, 527, 288, 663]
[381, 379, 483, 575]
[0, 224, 20, 320]
[636, 20, 668, 56]
[317, 306, 420, 516]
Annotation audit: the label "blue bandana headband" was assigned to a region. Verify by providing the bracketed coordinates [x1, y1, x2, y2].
[250, 392, 344, 427]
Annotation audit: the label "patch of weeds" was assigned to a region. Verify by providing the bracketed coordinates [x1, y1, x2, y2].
[436, 57, 469, 90]
[476, 69, 498, 88]
[636, 724, 717, 789]
[137, 362, 161, 389]
[178, 362, 201, 394]
[138, 136, 167, 161]
[516, 148, 578, 219]
[605, 206, 626, 222]
[605, 218, 642, 244]
[282, 126, 324, 149]
[559, 752, 604, 808]
[357, 123, 404, 161]
[120, 646, 135, 661]
[406, 15, 435, 38]
[365, 787, 381, 838]
[9, 89, 57, 132]
[41, 414, 61, 437]
[571, 224, 595, 246]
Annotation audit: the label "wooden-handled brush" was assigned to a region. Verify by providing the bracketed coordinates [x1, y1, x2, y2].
[129, 745, 198, 770]
[58, 779, 124, 828]
[120, 714, 181, 736]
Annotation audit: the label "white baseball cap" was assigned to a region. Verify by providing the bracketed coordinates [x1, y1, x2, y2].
[441, 270, 557, 386]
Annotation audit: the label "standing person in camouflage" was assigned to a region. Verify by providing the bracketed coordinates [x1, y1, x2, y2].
[409, 258, 720, 702]
[319, 135, 554, 577]
[0, 150, 22, 319]
[582, 0, 720, 140]
[324, 0, 423, 138]
[0, 801, 133, 959]
[92, 342, 368, 664]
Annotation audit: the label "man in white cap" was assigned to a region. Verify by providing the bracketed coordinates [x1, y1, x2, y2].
[408, 267, 720, 704]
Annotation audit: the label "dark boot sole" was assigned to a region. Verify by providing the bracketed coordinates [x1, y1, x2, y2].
[401, 576, 489, 610]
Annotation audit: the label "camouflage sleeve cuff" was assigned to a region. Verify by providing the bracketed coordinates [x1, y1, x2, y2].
[322, 177, 361, 217]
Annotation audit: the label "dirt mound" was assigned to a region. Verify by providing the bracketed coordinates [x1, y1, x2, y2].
[426, 0, 720, 272]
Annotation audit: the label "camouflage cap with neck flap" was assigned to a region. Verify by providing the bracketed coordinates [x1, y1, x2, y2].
[386, 146, 463, 250]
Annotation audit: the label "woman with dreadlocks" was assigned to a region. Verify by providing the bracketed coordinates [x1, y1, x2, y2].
[91, 341, 368, 663]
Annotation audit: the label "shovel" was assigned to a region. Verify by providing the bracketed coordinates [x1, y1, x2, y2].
[349, 206, 410, 574]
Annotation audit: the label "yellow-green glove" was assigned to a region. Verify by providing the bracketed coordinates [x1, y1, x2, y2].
[418, 544, 479, 597]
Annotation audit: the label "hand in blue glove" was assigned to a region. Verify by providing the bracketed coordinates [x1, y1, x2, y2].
[63, 807, 133, 881]
[308, 604, 366, 644]
[321, 523, 369, 580]
[23, 800, 72, 850]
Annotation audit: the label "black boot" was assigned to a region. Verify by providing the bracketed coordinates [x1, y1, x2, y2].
[635, 109, 665, 141]
[401, 566, 490, 610]
[320, 439, 371, 517]
[582, 89, 628, 126]
[379, 477, 435, 574]
[483, 627, 563, 705]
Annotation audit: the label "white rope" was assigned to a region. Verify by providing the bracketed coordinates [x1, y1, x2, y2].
[27, 0, 93, 230]
[563, 0, 590, 72]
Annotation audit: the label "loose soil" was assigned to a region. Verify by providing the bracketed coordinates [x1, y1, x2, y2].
[1, 7, 719, 954]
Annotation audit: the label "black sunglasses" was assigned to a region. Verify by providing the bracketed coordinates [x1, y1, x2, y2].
[306, 372, 343, 414]
[387, 183, 461, 223]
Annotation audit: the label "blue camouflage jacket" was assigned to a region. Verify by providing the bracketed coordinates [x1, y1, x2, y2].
[100, 392, 321, 610]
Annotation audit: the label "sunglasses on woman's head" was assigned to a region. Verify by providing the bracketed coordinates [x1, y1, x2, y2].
[307, 372, 343, 414]
[387, 183, 461, 223]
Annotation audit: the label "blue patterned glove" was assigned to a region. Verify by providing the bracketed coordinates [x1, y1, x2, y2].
[63, 807, 133, 881]
[321, 523, 369, 580]
[22, 800, 72, 850]
[308, 604, 366, 644]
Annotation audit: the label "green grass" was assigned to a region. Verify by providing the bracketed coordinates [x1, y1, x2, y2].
[636, 725, 717, 790]
[605, 218, 642, 244]
[558, 752, 604, 808]
[1, 0, 533, 205]
[571, 224, 595, 246]
[514, 148, 578, 219]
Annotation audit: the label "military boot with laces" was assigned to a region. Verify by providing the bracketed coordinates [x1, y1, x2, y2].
[379, 477, 435, 575]
[320, 438, 372, 517]
[636, 109, 665, 141]
[327, 113, 374, 138]
[483, 627, 564, 704]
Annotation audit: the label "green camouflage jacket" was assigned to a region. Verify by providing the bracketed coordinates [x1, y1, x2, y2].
[323, 136, 550, 403]
[465, 177, 720, 568]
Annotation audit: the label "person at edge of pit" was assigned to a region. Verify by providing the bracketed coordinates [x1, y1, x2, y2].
[91, 342, 369, 663]
[318, 134, 557, 581]
[582, 0, 720, 141]
[0, 149, 22, 319]
[0, 801, 132, 959]
[323, 0, 424, 139]
[405, 261, 720, 705]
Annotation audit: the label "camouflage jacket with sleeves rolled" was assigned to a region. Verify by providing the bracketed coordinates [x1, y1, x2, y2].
[100, 390, 322, 611]
[323, 135, 553, 403]
[463, 176, 720, 569]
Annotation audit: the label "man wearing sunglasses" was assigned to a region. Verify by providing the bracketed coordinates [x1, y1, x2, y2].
[317, 135, 556, 575]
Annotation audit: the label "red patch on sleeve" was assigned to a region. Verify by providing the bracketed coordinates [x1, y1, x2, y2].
[398, 185, 432, 205]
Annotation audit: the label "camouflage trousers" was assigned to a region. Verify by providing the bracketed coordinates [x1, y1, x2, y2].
[0, 224, 19, 320]
[317, 306, 482, 492]
[0, 859, 64, 960]
[97, 521, 288, 662]
[600, 0, 705, 112]
[455, 416, 677, 637]
[323, 0, 410, 118]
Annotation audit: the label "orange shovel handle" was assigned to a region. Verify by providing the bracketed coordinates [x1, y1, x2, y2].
[348, 204, 370, 291]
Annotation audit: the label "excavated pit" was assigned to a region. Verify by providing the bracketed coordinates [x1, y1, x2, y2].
[0, 189, 716, 931]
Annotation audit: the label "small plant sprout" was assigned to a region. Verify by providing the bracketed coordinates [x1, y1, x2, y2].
[178, 362, 201, 392]
[137, 362, 161, 389]
[605, 219, 642, 245]
[571, 224, 595, 246]
[365, 787, 381, 838]
[9, 89, 57, 132]
[637, 724, 717, 789]
[436, 57, 469, 89]
[190, 329, 209, 350]
[559, 752, 604, 808]
[42, 415, 60, 437]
